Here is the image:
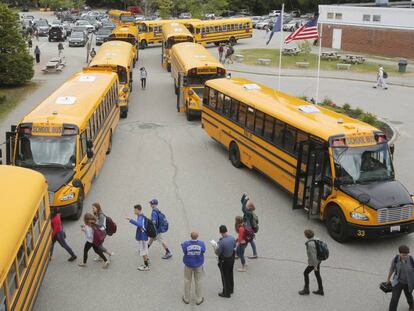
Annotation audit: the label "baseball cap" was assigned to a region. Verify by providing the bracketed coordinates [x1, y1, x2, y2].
[149, 199, 158, 205]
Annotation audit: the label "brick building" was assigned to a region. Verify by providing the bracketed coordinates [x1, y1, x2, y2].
[318, 5, 414, 58]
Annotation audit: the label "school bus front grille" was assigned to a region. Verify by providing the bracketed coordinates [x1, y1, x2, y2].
[377, 205, 413, 224]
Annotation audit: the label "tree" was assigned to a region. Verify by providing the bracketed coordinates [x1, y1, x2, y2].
[0, 3, 33, 86]
[39, 0, 85, 10]
[158, 0, 173, 18]
[175, 0, 228, 18]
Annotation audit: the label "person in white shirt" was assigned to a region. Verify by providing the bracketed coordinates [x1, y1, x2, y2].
[373, 65, 388, 90]
[140, 67, 147, 89]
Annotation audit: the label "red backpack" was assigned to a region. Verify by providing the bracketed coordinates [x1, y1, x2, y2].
[105, 216, 117, 236]
[93, 227, 106, 246]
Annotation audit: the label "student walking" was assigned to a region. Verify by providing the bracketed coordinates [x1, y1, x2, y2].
[181, 231, 206, 305]
[373, 65, 388, 90]
[214, 225, 236, 298]
[78, 213, 109, 268]
[127, 204, 150, 271]
[58, 42, 64, 57]
[218, 44, 224, 63]
[386, 245, 414, 311]
[34, 45, 41, 63]
[28, 38, 33, 51]
[140, 67, 147, 89]
[92, 203, 114, 261]
[235, 216, 247, 272]
[225, 44, 234, 64]
[241, 193, 258, 258]
[298, 229, 324, 296]
[148, 199, 172, 259]
[50, 209, 77, 262]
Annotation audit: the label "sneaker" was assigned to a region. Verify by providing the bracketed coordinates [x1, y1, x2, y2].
[108, 252, 114, 257]
[384, 87, 388, 90]
[298, 288, 310, 295]
[248, 255, 258, 259]
[196, 297, 204, 305]
[94, 256, 103, 262]
[78, 263, 87, 267]
[237, 267, 247, 272]
[312, 289, 324, 296]
[162, 252, 172, 259]
[138, 265, 150, 271]
[373, 86, 377, 88]
[102, 260, 110, 269]
[68, 255, 77, 262]
[182, 296, 189, 304]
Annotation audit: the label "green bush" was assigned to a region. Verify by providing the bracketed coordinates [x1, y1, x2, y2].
[343, 103, 351, 111]
[360, 113, 378, 126]
[0, 95, 6, 105]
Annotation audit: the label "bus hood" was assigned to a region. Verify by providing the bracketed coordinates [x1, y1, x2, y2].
[340, 180, 413, 210]
[34, 167, 75, 192]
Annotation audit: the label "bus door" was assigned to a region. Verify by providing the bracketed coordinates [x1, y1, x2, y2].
[177, 72, 185, 112]
[5, 125, 17, 165]
[293, 140, 328, 218]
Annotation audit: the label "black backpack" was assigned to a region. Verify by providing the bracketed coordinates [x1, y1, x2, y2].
[144, 216, 157, 238]
[383, 71, 388, 79]
[312, 239, 329, 261]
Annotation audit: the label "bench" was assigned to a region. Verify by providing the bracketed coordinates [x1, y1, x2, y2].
[257, 58, 271, 66]
[295, 61, 310, 68]
[336, 63, 351, 70]
[234, 54, 244, 63]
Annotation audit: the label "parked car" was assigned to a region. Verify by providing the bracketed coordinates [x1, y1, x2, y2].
[204, 13, 215, 19]
[283, 20, 300, 32]
[256, 19, 271, 30]
[179, 12, 191, 19]
[95, 28, 112, 45]
[291, 10, 301, 18]
[251, 16, 261, 28]
[62, 21, 73, 35]
[101, 19, 115, 30]
[33, 19, 50, 36]
[74, 20, 95, 33]
[48, 25, 67, 41]
[68, 30, 88, 47]
[86, 17, 101, 30]
[269, 10, 281, 17]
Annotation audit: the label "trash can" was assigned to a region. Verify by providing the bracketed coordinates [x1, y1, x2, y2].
[398, 58, 408, 73]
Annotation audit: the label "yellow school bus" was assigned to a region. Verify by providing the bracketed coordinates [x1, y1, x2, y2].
[186, 17, 252, 46]
[90, 41, 135, 118]
[106, 23, 139, 62]
[137, 19, 200, 49]
[170, 42, 226, 121]
[108, 9, 135, 25]
[161, 22, 194, 72]
[202, 77, 414, 242]
[0, 166, 52, 311]
[5, 68, 119, 220]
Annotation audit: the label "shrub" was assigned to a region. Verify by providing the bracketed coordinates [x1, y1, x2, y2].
[0, 95, 6, 105]
[343, 103, 351, 111]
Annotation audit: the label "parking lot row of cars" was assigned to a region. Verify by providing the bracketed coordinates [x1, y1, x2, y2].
[252, 12, 312, 32]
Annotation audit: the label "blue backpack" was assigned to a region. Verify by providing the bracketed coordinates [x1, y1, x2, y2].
[155, 209, 169, 233]
[314, 240, 329, 261]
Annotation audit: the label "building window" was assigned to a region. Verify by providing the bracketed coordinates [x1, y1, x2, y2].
[373, 15, 381, 22]
[335, 13, 342, 20]
[362, 14, 370, 22]
[327, 12, 334, 19]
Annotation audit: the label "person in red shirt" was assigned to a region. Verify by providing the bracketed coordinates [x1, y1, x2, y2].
[235, 216, 247, 272]
[50, 208, 77, 261]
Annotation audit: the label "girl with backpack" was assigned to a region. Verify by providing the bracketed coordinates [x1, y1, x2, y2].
[50, 208, 77, 262]
[235, 216, 247, 272]
[241, 193, 258, 259]
[78, 213, 110, 269]
[92, 203, 114, 261]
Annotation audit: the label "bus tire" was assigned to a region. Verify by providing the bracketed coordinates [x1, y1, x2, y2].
[326, 205, 349, 243]
[167, 63, 171, 72]
[174, 83, 178, 95]
[72, 191, 84, 220]
[186, 104, 193, 121]
[214, 42, 220, 46]
[176, 94, 180, 112]
[229, 142, 243, 168]
[120, 110, 128, 118]
[140, 40, 147, 49]
[106, 132, 112, 155]
[133, 59, 136, 68]
[229, 37, 237, 46]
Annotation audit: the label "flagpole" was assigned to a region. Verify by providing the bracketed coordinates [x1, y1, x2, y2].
[277, 4, 284, 91]
[315, 21, 323, 104]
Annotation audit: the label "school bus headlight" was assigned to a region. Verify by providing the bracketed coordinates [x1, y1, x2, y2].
[350, 212, 369, 221]
[60, 192, 75, 202]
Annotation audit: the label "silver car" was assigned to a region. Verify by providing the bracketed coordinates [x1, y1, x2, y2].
[74, 20, 95, 33]
[68, 30, 88, 47]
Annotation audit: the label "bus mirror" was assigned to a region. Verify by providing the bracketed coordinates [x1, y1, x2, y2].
[87, 140, 93, 148]
[87, 149, 94, 159]
[389, 144, 395, 156]
[72, 179, 82, 188]
[202, 98, 207, 105]
[333, 179, 340, 188]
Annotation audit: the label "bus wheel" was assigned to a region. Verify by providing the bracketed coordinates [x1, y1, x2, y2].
[72, 191, 84, 220]
[174, 83, 178, 95]
[229, 142, 243, 168]
[140, 40, 147, 49]
[133, 59, 136, 68]
[106, 132, 112, 155]
[167, 63, 171, 72]
[229, 37, 237, 46]
[121, 110, 128, 118]
[326, 206, 349, 243]
[214, 42, 220, 46]
[186, 104, 193, 121]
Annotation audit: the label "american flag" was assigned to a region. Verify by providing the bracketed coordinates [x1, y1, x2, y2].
[284, 15, 319, 44]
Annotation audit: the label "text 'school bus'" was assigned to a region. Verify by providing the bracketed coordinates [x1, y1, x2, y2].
[186, 17, 252, 46]
[0, 166, 52, 311]
[5, 69, 120, 220]
[161, 22, 194, 72]
[108, 9, 135, 25]
[106, 23, 139, 61]
[90, 41, 135, 118]
[202, 78, 414, 242]
[171, 42, 226, 121]
[137, 19, 200, 49]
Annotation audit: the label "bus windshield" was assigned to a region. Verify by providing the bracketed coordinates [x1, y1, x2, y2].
[138, 24, 147, 32]
[188, 73, 225, 85]
[16, 135, 76, 169]
[121, 15, 135, 23]
[333, 143, 394, 184]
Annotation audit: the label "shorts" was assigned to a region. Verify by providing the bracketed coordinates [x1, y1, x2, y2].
[152, 233, 164, 243]
[137, 240, 149, 256]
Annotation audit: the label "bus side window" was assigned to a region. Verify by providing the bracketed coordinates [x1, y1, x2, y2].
[230, 99, 239, 121]
[88, 119, 94, 140]
[295, 130, 309, 155]
[255, 111, 264, 136]
[0, 285, 6, 311]
[217, 93, 224, 113]
[223, 25, 227, 31]
[32, 211, 40, 242]
[149, 27, 153, 32]
[223, 96, 231, 116]
[209, 89, 217, 109]
[284, 125, 297, 154]
[80, 131, 87, 160]
[6, 261, 17, 301]
[273, 119, 285, 146]
[263, 114, 274, 140]
[238, 104, 247, 126]
[203, 87, 209, 105]
[246, 107, 255, 130]
[17, 244, 26, 283]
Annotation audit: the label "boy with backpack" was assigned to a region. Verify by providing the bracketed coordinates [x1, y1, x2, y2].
[241, 193, 258, 259]
[148, 199, 172, 259]
[127, 204, 154, 271]
[298, 229, 325, 296]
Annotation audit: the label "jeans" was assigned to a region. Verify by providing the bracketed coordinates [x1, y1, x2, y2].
[141, 78, 146, 89]
[83, 242, 107, 264]
[389, 282, 413, 311]
[248, 239, 257, 256]
[218, 256, 235, 296]
[304, 264, 323, 290]
[50, 231, 75, 258]
[184, 266, 203, 303]
[237, 243, 247, 265]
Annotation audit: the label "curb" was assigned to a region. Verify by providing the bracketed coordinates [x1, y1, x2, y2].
[228, 68, 414, 89]
[379, 118, 398, 145]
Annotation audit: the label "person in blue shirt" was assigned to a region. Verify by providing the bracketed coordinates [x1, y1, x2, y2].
[148, 199, 172, 259]
[126, 204, 150, 271]
[181, 231, 206, 305]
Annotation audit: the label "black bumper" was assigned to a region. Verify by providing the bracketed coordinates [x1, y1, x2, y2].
[52, 202, 78, 218]
[347, 220, 414, 238]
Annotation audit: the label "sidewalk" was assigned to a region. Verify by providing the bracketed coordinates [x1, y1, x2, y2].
[226, 62, 414, 88]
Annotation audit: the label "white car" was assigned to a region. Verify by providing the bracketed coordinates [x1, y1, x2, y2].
[256, 19, 271, 30]
[74, 20, 95, 33]
[283, 20, 300, 32]
[269, 10, 281, 17]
